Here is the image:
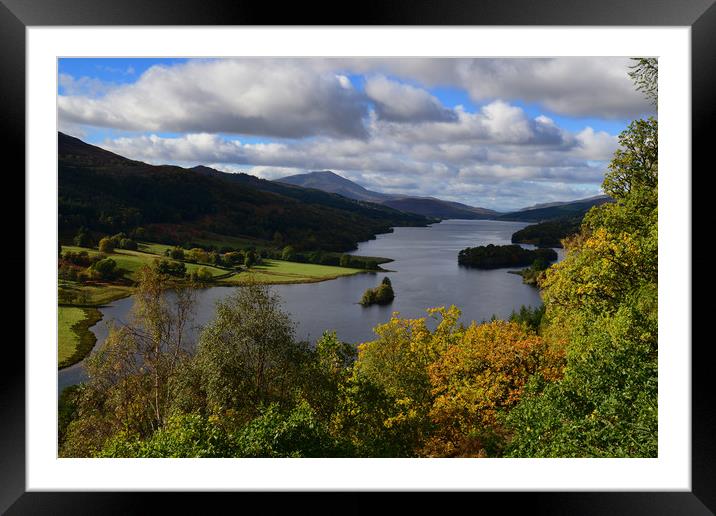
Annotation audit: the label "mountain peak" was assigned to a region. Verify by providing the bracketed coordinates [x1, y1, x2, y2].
[276, 170, 387, 203]
[275, 170, 500, 219]
[295, 170, 356, 185]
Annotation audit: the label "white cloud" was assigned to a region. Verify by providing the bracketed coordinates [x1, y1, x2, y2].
[481, 101, 533, 143]
[364, 76, 456, 123]
[59, 73, 114, 97]
[571, 127, 620, 160]
[59, 57, 644, 210]
[310, 57, 653, 119]
[373, 57, 653, 119]
[211, 164, 304, 181]
[59, 59, 369, 138]
[98, 98, 616, 211]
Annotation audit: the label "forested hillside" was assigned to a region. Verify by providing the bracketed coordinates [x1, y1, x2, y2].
[58, 133, 431, 252]
[497, 195, 613, 222]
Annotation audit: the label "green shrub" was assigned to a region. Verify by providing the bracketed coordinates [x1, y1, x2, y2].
[190, 267, 213, 283]
[73, 228, 94, 248]
[154, 259, 186, 278]
[88, 257, 118, 280]
[360, 277, 395, 306]
[98, 237, 115, 254]
[118, 238, 138, 250]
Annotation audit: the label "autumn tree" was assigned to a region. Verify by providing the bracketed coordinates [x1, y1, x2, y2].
[505, 108, 658, 457]
[60, 265, 196, 456]
[334, 306, 462, 455]
[425, 320, 562, 457]
[504, 288, 657, 458]
[98, 236, 115, 254]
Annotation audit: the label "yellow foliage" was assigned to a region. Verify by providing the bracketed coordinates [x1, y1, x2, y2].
[424, 320, 563, 457]
[351, 306, 463, 449]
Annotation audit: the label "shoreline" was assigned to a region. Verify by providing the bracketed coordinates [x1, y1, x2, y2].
[57, 262, 382, 371]
[58, 307, 104, 370]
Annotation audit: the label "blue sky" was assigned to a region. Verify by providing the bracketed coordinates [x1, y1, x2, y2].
[57, 57, 655, 210]
[59, 58, 188, 87]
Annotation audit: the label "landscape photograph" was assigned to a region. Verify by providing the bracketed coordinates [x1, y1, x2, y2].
[57, 56, 658, 458]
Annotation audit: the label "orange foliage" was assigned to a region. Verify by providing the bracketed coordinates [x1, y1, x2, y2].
[424, 320, 562, 457]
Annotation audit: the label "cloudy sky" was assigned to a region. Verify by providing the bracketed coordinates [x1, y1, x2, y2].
[58, 57, 654, 211]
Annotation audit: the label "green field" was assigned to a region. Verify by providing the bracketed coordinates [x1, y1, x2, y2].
[137, 241, 175, 256]
[59, 280, 133, 306]
[220, 259, 366, 285]
[60, 242, 371, 305]
[64, 246, 229, 280]
[58, 306, 102, 368]
[62, 245, 371, 289]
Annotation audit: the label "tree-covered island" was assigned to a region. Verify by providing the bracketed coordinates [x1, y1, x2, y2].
[360, 277, 395, 306]
[457, 244, 557, 269]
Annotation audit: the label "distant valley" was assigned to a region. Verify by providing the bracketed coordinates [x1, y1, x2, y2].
[277, 170, 611, 223]
[498, 195, 613, 222]
[59, 132, 612, 258]
[277, 171, 500, 220]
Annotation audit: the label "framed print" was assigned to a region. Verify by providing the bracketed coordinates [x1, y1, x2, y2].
[4, 0, 714, 512]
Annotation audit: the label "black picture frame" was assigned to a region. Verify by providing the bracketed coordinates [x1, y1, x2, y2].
[4, 0, 712, 513]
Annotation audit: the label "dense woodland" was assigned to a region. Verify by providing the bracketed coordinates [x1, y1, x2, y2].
[58, 133, 431, 253]
[458, 244, 557, 269]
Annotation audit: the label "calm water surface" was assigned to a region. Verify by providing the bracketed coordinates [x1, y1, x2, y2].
[58, 219, 563, 392]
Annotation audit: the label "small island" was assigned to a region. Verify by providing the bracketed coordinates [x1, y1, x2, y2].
[458, 244, 557, 269]
[360, 277, 395, 306]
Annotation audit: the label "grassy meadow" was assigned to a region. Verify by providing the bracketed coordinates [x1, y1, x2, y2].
[224, 259, 366, 285]
[63, 245, 229, 280]
[58, 241, 370, 368]
[58, 306, 102, 369]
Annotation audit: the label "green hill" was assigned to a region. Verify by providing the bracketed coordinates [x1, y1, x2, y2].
[58, 133, 431, 252]
[498, 196, 612, 222]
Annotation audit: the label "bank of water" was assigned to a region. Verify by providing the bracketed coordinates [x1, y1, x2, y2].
[58, 219, 563, 392]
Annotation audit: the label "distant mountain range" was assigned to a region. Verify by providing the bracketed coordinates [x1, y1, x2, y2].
[516, 195, 610, 212]
[276, 170, 611, 222]
[497, 195, 613, 222]
[58, 133, 612, 252]
[276, 171, 500, 220]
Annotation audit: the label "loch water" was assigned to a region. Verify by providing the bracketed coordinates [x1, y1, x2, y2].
[58, 219, 564, 392]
